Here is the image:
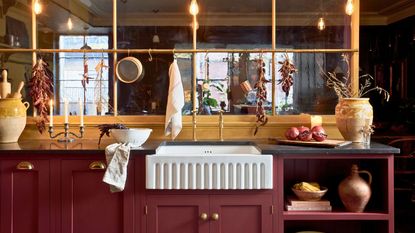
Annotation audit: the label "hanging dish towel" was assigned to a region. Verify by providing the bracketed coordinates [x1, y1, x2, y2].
[165, 59, 185, 139]
[103, 143, 131, 193]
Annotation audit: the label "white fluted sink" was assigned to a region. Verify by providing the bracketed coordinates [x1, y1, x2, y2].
[146, 142, 273, 190]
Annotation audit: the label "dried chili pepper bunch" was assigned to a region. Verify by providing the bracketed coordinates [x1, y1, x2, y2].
[254, 58, 270, 136]
[97, 123, 128, 145]
[277, 53, 297, 97]
[29, 58, 54, 133]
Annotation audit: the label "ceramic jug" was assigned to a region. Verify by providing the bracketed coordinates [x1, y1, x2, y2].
[338, 164, 372, 212]
[0, 98, 29, 143]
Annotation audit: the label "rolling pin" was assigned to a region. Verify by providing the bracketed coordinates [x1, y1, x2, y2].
[7, 81, 24, 99]
[1, 70, 11, 99]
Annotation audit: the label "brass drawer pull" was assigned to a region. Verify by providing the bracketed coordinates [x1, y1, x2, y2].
[16, 161, 34, 170]
[89, 161, 106, 170]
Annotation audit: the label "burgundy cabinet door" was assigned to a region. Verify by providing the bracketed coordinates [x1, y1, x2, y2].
[147, 195, 210, 233]
[0, 160, 50, 233]
[210, 194, 273, 233]
[61, 159, 134, 233]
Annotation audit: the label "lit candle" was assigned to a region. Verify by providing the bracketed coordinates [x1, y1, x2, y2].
[49, 99, 53, 127]
[79, 99, 84, 127]
[64, 98, 69, 124]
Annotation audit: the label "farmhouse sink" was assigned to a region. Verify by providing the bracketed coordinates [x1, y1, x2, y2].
[155, 141, 262, 155]
[146, 141, 273, 190]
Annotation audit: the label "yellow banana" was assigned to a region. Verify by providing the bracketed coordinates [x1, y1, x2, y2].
[293, 182, 320, 191]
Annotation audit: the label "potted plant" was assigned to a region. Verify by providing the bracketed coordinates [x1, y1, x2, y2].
[321, 54, 389, 143]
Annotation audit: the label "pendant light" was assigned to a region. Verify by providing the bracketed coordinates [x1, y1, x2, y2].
[67, 17, 73, 30]
[345, 0, 354, 16]
[152, 9, 160, 44]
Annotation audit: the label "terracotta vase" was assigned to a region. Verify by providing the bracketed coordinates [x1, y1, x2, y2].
[335, 98, 373, 142]
[0, 98, 29, 143]
[338, 164, 372, 212]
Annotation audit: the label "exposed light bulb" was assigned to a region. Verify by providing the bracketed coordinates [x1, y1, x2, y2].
[152, 34, 160, 43]
[34, 0, 42, 15]
[345, 0, 354, 16]
[67, 17, 73, 30]
[189, 0, 199, 16]
[317, 17, 325, 31]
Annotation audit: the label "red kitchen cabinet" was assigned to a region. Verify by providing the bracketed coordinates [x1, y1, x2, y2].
[146, 194, 273, 233]
[0, 160, 50, 233]
[61, 159, 134, 233]
[210, 194, 273, 233]
[147, 195, 210, 233]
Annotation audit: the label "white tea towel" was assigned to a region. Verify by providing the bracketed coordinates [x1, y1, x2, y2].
[165, 60, 184, 139]
[103, 143, 131, 193]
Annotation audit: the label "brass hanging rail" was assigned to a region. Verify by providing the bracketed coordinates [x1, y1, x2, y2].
[0, 48, 358, 53]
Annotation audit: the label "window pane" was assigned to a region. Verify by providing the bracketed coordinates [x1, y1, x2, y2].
[276, 0, 351, 49]
[59, 36, 110, 116]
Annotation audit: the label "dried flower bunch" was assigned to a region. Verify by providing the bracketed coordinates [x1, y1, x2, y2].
[29, 58, 54, 133]
[278, 53, 297, 97]
[321, 54, 390, 101]
[97, 123, 128, 145]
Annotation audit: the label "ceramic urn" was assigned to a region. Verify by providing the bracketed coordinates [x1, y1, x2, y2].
[0, 98, 29, 143]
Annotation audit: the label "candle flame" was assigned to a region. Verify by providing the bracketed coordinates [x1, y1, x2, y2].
[34, 0, 42, 15]
[345, 0, 354, 16]
[189, 0, 199, 16]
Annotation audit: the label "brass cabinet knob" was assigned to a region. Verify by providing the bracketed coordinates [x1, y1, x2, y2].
[200, 213, 208, 221]
[16, 161, 34, 170]
[211, 213, 219, 221]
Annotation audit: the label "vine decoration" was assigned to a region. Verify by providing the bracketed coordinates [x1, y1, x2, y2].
[29, 58, 54, 133]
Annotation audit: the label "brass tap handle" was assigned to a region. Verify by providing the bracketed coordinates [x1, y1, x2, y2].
[219, 110, 224, 141]
[211, 213, 219, 221]
[16, 161, 34, 170]
[200, 213, 208, 221]
[192, 110, 197, 141]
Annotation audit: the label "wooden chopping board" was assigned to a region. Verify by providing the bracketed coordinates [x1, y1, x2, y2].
[270, 138, 352, 148]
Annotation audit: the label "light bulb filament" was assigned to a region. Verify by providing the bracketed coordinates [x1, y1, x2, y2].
[317, 17, 325, 31]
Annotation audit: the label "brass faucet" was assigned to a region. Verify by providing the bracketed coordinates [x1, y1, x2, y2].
[192, 110, 197, 141]
[219, 110, 224, 141]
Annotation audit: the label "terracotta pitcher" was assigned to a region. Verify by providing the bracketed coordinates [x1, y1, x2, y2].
[338, 164, 372, 212]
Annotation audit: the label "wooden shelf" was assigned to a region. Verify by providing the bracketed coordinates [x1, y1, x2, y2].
[283, 211, 390, 221]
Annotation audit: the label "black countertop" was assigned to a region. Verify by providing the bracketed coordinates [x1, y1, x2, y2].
[0, 139, 400, 155]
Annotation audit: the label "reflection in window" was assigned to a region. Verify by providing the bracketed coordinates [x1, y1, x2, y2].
[58, 35, 109, 116]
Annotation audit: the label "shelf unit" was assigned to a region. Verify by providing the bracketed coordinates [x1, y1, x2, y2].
[276, 153, 394, 233]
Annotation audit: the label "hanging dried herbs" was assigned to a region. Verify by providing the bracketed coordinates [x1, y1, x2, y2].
[29, 58, 54, 133]
[278, 53, 297, 97]
[254, 58, 269, 136]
